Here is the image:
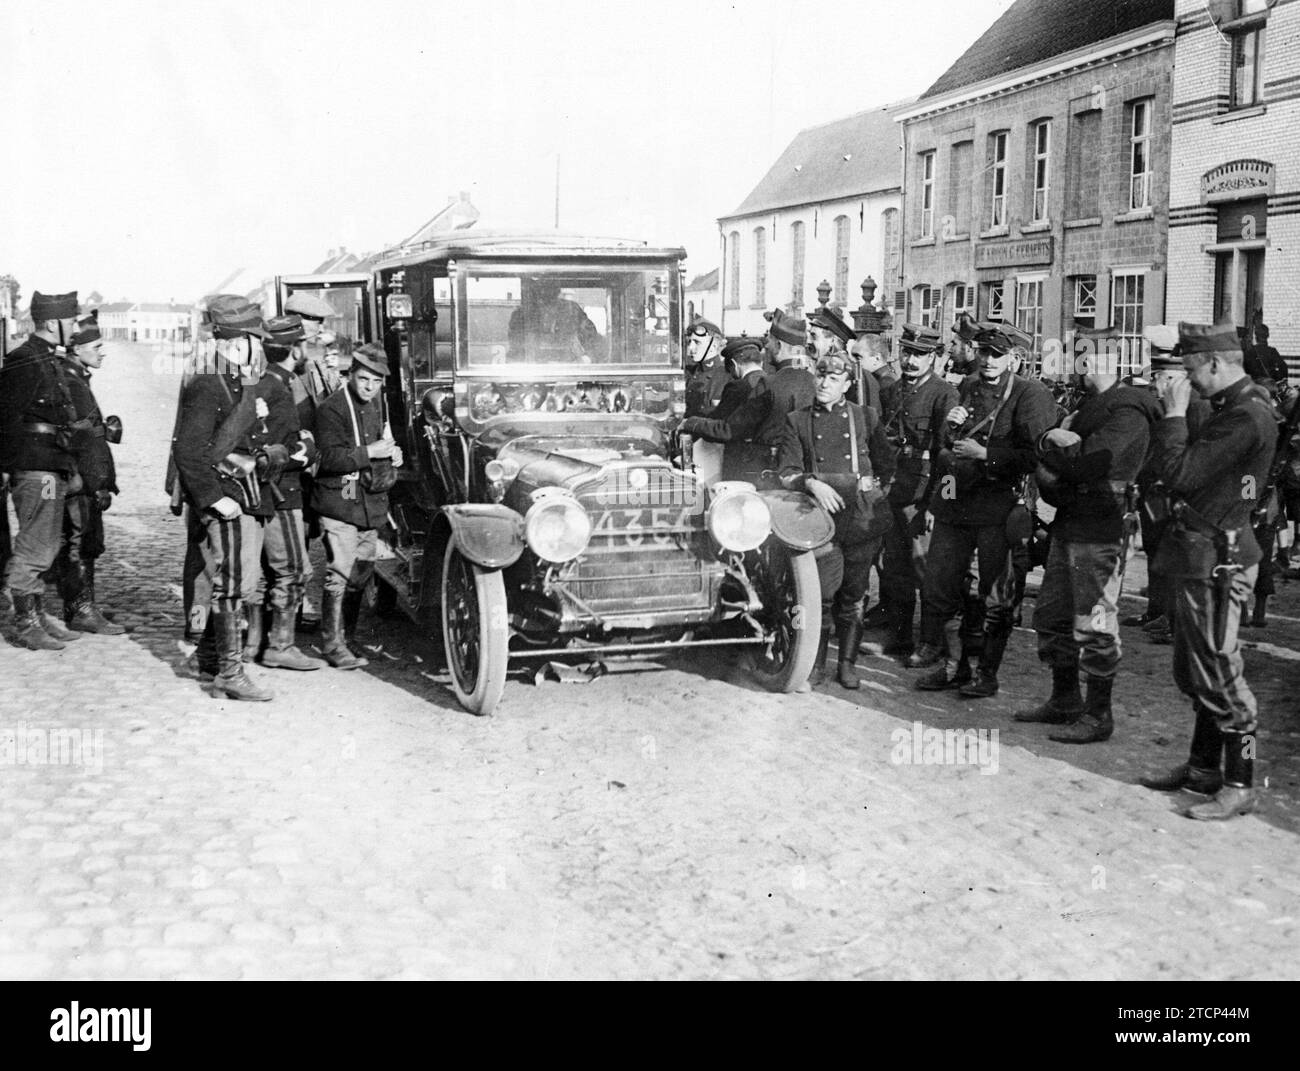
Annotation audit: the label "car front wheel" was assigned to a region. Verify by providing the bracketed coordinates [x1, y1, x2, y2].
[440, 541, 509, 716]
[750, 543, 822, 692]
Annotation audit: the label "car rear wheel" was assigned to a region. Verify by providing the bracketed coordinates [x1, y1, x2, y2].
[441, 541, 508, 716]
[750, 543, 821, 692]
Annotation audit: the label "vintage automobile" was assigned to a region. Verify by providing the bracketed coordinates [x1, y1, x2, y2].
[277, 231, 831, 716]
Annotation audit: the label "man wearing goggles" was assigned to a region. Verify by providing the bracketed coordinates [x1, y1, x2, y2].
[684, 318, 729, 419]
[776, 352, 896, 690]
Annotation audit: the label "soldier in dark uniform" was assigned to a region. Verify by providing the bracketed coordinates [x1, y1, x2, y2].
[877, 324, 959, 660]
[242, 315, 323, 671]
[777, 352, 896, 689]
[287, 291, 344, 405]
[1245, 322, 1287, 386]
[1139, 321, 1277, 820]
[1015, 328, 1160, 742]
[0, 290, 85, 650]
[677, 338, 768, 482]
[312, 343, 403, 669]
[914, 325, 1058, 697]
[55, 313, 125, 634]
[684, 318, 729, 419]
[172, 297, 277, 701]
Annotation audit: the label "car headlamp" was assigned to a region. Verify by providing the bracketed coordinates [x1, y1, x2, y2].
[706, 486, 771, 552]
[524, 492, 592, 563]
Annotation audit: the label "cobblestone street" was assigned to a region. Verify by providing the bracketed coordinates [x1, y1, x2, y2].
[2, 342, 1299, 980]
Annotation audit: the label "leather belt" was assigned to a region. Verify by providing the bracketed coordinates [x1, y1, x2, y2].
[23, 421, 61, 437]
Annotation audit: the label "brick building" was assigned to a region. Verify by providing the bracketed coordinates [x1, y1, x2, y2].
[716, 104, 906, 338]
[1167, 0, 1300, 369]
[896, 0, 1176, 375]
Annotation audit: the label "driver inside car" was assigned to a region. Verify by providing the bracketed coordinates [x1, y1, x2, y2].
[508, 279, 605, 362]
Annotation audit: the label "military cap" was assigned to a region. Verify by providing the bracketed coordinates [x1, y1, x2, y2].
[899, 322, 942, 355]
[263, 314, 305, 348]
[688, 317, 723, 339]
[31, 291, 79, 321]
[72, 310, 102, 347]
[1179, 320, 1240, 356]
[206, 294, 268, 339]
[974, 323, 1033, 355]
[1143, 324, 1179, 358]
[284, 292, 335, 321]
[769, 309, 806, 346]
[807, 307, 855, 346]
[350, 342, 390, 377]
[721, 336, 762, 363]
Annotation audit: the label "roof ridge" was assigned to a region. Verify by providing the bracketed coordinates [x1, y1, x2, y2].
[793, 96, 917, 134]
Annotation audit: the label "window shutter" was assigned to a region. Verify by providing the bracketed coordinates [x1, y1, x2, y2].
[893, 289, 907, 312]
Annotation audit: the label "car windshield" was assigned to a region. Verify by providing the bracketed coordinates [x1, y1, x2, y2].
[463, 269, 675, 369]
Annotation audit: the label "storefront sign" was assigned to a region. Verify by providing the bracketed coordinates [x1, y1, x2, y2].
[1202, 159, 1274, 204]
[974, 237, 1053, 270]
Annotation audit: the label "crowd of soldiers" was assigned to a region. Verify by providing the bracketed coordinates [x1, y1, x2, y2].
[680, 305, 1288, 821]
[1, 286, 1289, 822]
[1, 288, 402, 707]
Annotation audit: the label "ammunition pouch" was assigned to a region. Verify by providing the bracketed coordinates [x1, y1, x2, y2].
[214, 452, 261, 510]
[360, 458, 398, 494]
[255, 443, 291, 487]
[104, 415, 123, 444]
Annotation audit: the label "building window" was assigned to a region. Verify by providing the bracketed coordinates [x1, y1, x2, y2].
[984, 281, 1004, 321]
[1066, 110, 1101, 220]
[919, 151, 935, 237]
[1230, 6, 1267, 110]
[880, 208, 900, 287]
[834, 215, 850, 303]
[1113, 272, 1146, 372]
[1031, 120, 1051, 222]
[950, 282, 973, 319]
[1016, 279, 1044, 352]
[753, 227, 766, 306]
[913, 285, 941, 329]
[946, 141, 973, 236]
[727, 230, 740, 307]
[790, 221, 805, 308]
[989, 131, 1008, 228]
[1073, 275, 1097, 328]
[1129, 100, 1153, 211]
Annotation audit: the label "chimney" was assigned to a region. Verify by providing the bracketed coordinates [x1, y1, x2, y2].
[459, 190, 471, 203]
[339, 245, 347, 255]
[327, 247, 336, 259]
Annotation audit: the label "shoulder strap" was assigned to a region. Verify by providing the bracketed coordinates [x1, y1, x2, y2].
[848, 405, 860, 477]
[342, 387, 363, 448]
[965, 372, 1016, 441]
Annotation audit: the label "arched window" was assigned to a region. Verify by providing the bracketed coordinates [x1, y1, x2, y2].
[790, 221, 805, 308]
[728, 231, 740, 307]
[834, 216, 850, 303]
[753, 227, 766, 306]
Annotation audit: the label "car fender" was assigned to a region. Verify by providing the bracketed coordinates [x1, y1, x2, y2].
[441, 503, 526, 568]
[760, 490, 834, 551]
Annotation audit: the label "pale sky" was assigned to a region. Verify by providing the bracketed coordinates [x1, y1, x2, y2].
[1, 0, 1013, 305]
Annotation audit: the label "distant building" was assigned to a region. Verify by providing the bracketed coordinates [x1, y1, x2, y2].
[897, 0, 1175, 375]
[685, 268, 719, 325]
[717, 104, 907, 338]
[96, 301, 192, 342]
[97, 301, 135, 340]
[1166, 0, 1299, 368]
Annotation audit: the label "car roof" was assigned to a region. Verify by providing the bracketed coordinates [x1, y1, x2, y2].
[373, 228, 686, 270]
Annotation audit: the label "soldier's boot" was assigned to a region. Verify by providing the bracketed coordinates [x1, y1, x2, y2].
[242, 605, 265, 663]
[209, 610, 273, 702]
[297, 591, 321, 633]
[1014, 664, 1084, 724]
[1049, 674, 1115, 743]
[1188, 728, 1257, 820]
[1140, 704, 1223, 795]
[836, 619, 864, 690]
[958, 627, 1008, 699]
[881, 601, 915, 658]
[861, 601, 890, 631]
[915, 619, 969, 691]
[905, 610, 947, 668]
[1247, 596, 1268, 628]
[807, 625, 832, 687]
[321, 589, 368, 670]
[261, 604, 326, 671]
[65, 560, 125, 635]
[187, 618, 219, 682]
[38, 594, 80, 643]
[13, 593, 66, 651]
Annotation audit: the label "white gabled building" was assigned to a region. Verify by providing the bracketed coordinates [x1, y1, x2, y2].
[717, 103, 908, 338]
